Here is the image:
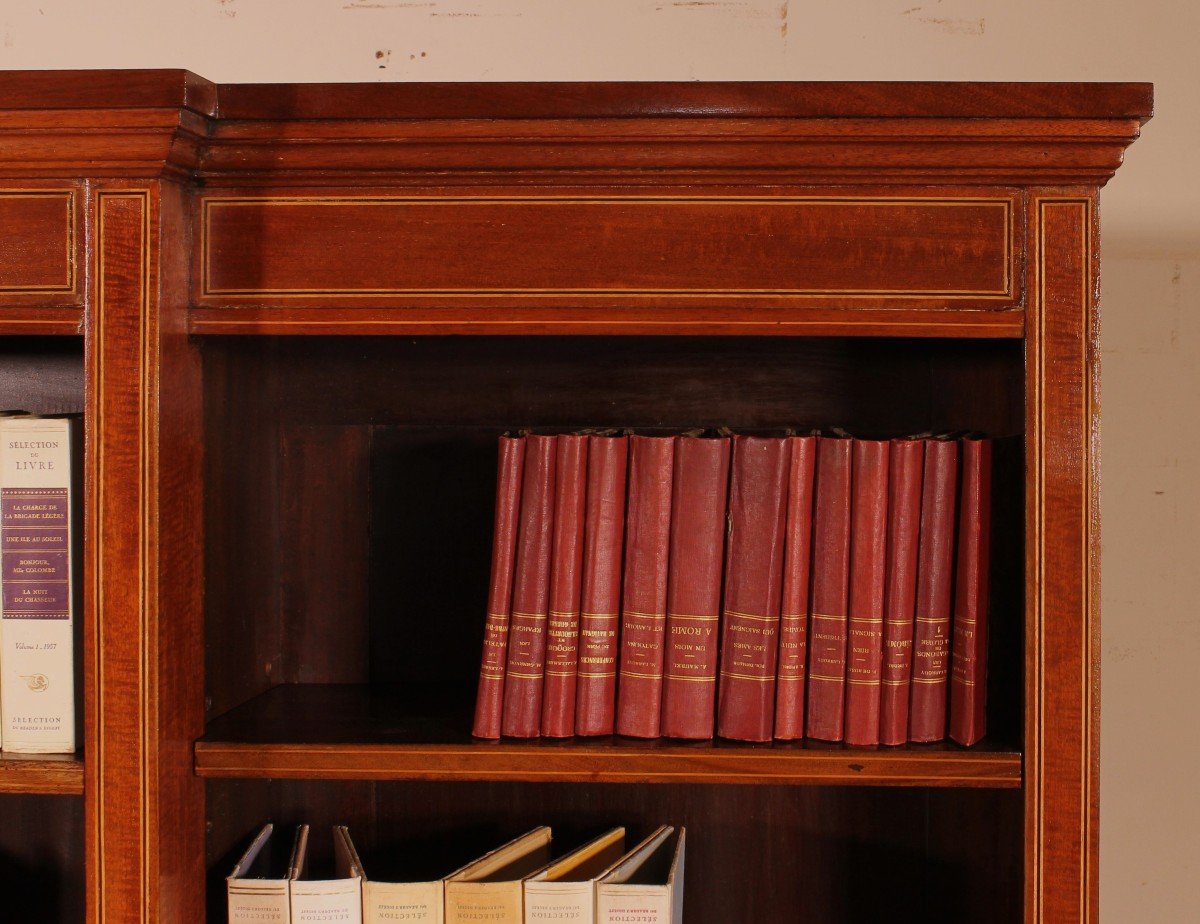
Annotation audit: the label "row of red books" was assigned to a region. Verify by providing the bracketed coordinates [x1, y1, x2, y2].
[472, 430, 992, 746]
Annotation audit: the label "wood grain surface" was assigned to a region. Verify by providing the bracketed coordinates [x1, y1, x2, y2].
[0, 73, 1148, 923]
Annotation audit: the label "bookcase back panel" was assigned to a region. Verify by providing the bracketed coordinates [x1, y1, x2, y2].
[201, 335, 1024, 432]
[205, 778, 1022, 923]
[0, 337, 84, 415]
[202, 334, 1024, 746]
[0, 794, 84, 922]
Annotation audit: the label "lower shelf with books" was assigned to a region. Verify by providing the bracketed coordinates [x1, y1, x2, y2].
[196, 683, 1021, 788]
[205, 775, 1023, 923]
[226, 821, 685, 924]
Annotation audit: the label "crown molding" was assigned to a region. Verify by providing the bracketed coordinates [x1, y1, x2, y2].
[0, 72, 1153, 186]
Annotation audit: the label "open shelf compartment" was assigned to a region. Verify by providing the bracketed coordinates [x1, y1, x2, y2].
[199, 335, 1024, 769]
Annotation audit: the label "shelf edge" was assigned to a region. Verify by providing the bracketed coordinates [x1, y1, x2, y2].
[0, 308, 84, 336]
[0, 755, 85, 796]
[187, 309, 1026, 339]
[194, 742, 1022, 789]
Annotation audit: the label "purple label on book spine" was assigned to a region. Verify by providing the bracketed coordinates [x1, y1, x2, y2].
[1, 489, 70, 620]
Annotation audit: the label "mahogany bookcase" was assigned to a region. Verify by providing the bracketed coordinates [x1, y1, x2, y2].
[0, 72, 1150, 922]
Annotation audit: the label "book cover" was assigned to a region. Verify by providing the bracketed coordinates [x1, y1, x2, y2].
[473, 434, 526, 739]
[575, 435, 629, 737]
[227, 823, 302, 924]
[523, 828, 627, 924]
[950, 436, 993, 746]
[0, 415, 79, 753]
[843, 439, 891, 746]
[661, 435, 730, 740]
[289, 825, 364, 924]
[878, 438, 926, 746]
[541, 434, 589, 738]
[716, 436, 790, 742]
[362, 834, 506, 924]
[774, 435, 817, 741]
[909, 438, 960, 743]
[444, 828, 554, 924]
[364, 861, 445, 924]
[365, 878, 443, 924]
[596, 827, 685, 924]
[501, 434, 557, 738]
[805, 436, 854, 742]
[615, 435, 676, 739]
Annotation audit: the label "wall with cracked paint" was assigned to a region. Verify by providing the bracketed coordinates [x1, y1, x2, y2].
[1, 1, 1196, 918]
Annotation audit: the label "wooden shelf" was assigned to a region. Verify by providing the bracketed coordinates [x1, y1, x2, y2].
[187, 306, 1026, 339]
[195, 684, 1021, 789]
[0, 307, 83, 335]
[0, 752, 84, 795]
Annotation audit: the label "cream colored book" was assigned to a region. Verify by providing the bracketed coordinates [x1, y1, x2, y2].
[596, 827, 685, 924]
[364, 869, 444, 924]
[0, 415, 79, 753]
[523, 828, 626, 924]
[362, 834, 495, 924]
[290, 825, 364, 924]
[443, 827, 553, 924]
[228, 823, 303, 924]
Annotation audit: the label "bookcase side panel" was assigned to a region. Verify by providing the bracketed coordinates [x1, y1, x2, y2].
[86, 181, 205, 923]
[1024, 191, 1099, 924]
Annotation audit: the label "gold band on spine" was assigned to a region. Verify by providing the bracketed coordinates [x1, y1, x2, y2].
[723, 610, 777, 622]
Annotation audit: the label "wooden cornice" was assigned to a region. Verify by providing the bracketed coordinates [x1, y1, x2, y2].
[0, 71, 1153, 185]
[0, 107, 208, 180]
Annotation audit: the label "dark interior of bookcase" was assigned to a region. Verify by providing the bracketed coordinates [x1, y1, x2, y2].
[0, 337, 83, 417]
[0, 336, 85, 924]
[199, 334, 1026, 923]
[0, 793, 84, 920]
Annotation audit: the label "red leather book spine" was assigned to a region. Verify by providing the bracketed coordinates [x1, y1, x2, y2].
[950, 437, 993, 746]
[843, 440, 891, 746]
[878, 438, 926, 746]
[805, 437, 853, 742]
[908, 439, 960, 743]
[472, 435, 526, 739]
[716, 436, 791, 743]
[661, 436, 731, 740]
[540, 435, 589, 738]
[574, 435, 629, 736]
[500, 434, 557, 738]
[615, 435, 676, 738]
[773, 436, 817, 741]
